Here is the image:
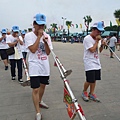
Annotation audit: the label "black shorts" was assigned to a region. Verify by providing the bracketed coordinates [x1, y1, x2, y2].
[30, 76, 50, 88]
[0, 49, 8, 60]
[109, 46, 115, 53]
[85, 69, 101, 83]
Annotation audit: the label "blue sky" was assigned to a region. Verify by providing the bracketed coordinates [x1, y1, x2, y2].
[0, 0, 120, 32]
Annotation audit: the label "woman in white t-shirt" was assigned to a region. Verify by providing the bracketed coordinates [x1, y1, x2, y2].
[0, 29, 9, 70]
[6, 26, 23, 83]
[25, 13, 53, 120]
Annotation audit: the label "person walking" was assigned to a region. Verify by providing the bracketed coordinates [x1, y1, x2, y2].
[103, 36, 109, 49]
[25, 13, 53, 120]
[82, 22, 106, 102]
[108, 33, 117, 58]
[19, 30, 28, 62]
[0, 29, 9, 70]
[6, 26, 23, 83]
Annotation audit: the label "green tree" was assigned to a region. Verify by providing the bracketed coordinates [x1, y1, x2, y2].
[66, 21, 72, 40]
[50, 23, 58, 40]
[83, 15, 92, 35]
[114, 9, 120, 40]
[104, 25, 118, 31]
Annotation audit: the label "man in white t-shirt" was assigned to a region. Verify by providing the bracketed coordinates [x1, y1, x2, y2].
[6, 26, 23, 83]
[82, 22, 106, 102]
[25, 13, 53, 120]
[108, 33, 117, 58]
[0, 29, 9, 70]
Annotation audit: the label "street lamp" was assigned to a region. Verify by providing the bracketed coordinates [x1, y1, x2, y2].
[62, 17, 66, 40]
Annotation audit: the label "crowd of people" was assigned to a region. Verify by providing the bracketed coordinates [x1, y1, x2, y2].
[0, 13, 53, 120]
[0, 13, 119, 119]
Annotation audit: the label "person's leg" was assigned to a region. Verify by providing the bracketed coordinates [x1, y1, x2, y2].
[32, 88, 41, 113]
[89, 70, 101, 102]
[89, 81, 96, 94]
[110, 47, 114, 58]
[3, 59, 8, 66]
[39, 84, 46, 102]
[17, 59, 23, 80]
[83, 81, 90, 92]
[10, 59, 16, 79]
[39, 76, 49, 108]
[83, 70, 95, 92]
[82, 71, 93, 101]
[22, 52, 25, 59]
[0, 50, 8, 70]
[24, 52, 27, 61]
[89, 81, 100, 102]
[30, 76, 42, 119]
[82, 82, 90, 101]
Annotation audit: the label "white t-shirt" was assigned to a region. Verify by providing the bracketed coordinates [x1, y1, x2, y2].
[0, 35, 9, 49]
[19, 36, 29, 52]
[25, 31, 53, 76]
[6, 35, 23, 59]
[109, 36, 117, 47]
[83, 35, 101, 71]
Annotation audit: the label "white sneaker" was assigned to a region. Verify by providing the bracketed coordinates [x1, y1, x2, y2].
[39, 101, 49, 109]
[36, 113, 42, 120]
[18, 79, 23, 83]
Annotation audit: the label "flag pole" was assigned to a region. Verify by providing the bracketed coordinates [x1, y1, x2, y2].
[51, 49, 86, 120]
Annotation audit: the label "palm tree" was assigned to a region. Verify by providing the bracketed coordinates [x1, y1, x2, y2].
[50, 23, 58, 40]
[66, 21, 72, 40]
[83, 15, 92, 35]
[114, 9, 120, 41]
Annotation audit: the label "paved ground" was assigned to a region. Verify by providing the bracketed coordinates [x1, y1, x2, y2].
[0, 42, 120, 120]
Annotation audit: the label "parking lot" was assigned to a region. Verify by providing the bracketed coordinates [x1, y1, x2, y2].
[0, 42, 120, 120]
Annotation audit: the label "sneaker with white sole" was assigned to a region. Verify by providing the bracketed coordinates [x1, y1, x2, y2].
[82, 91, 89, 102]
[18, 79, 23, 83]
[89, 93, 100, 102]
[39, 101, 49, 109]
[35, 113, 42, 120]
[12, 77, 15, 80]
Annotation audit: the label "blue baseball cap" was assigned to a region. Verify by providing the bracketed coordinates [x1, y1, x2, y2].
[12, 26, 19, 32]
[92, 22, 104, 31]
[34, 13, 46, 25]
[1, 29, 7, 34]
[21, 30, 26, 35]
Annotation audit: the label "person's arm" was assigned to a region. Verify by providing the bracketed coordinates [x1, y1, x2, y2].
[0, 34, 6, 41]
[115, 37, 118, 48]
[17, 37, 23, 45]
[89, 41, 99, 53]
[28, 29, 43, 53]
[99, 39, 106, 53]
[6, 35, 18, 47]
[7, 41, 18, 47]
[43, 36, 51, 55]
[0, 36, 4, 41]
[99, 44, 104, 53]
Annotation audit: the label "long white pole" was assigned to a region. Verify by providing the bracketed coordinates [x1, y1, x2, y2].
[51, 49, 86, 120]
[107, 45, 120, 62]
